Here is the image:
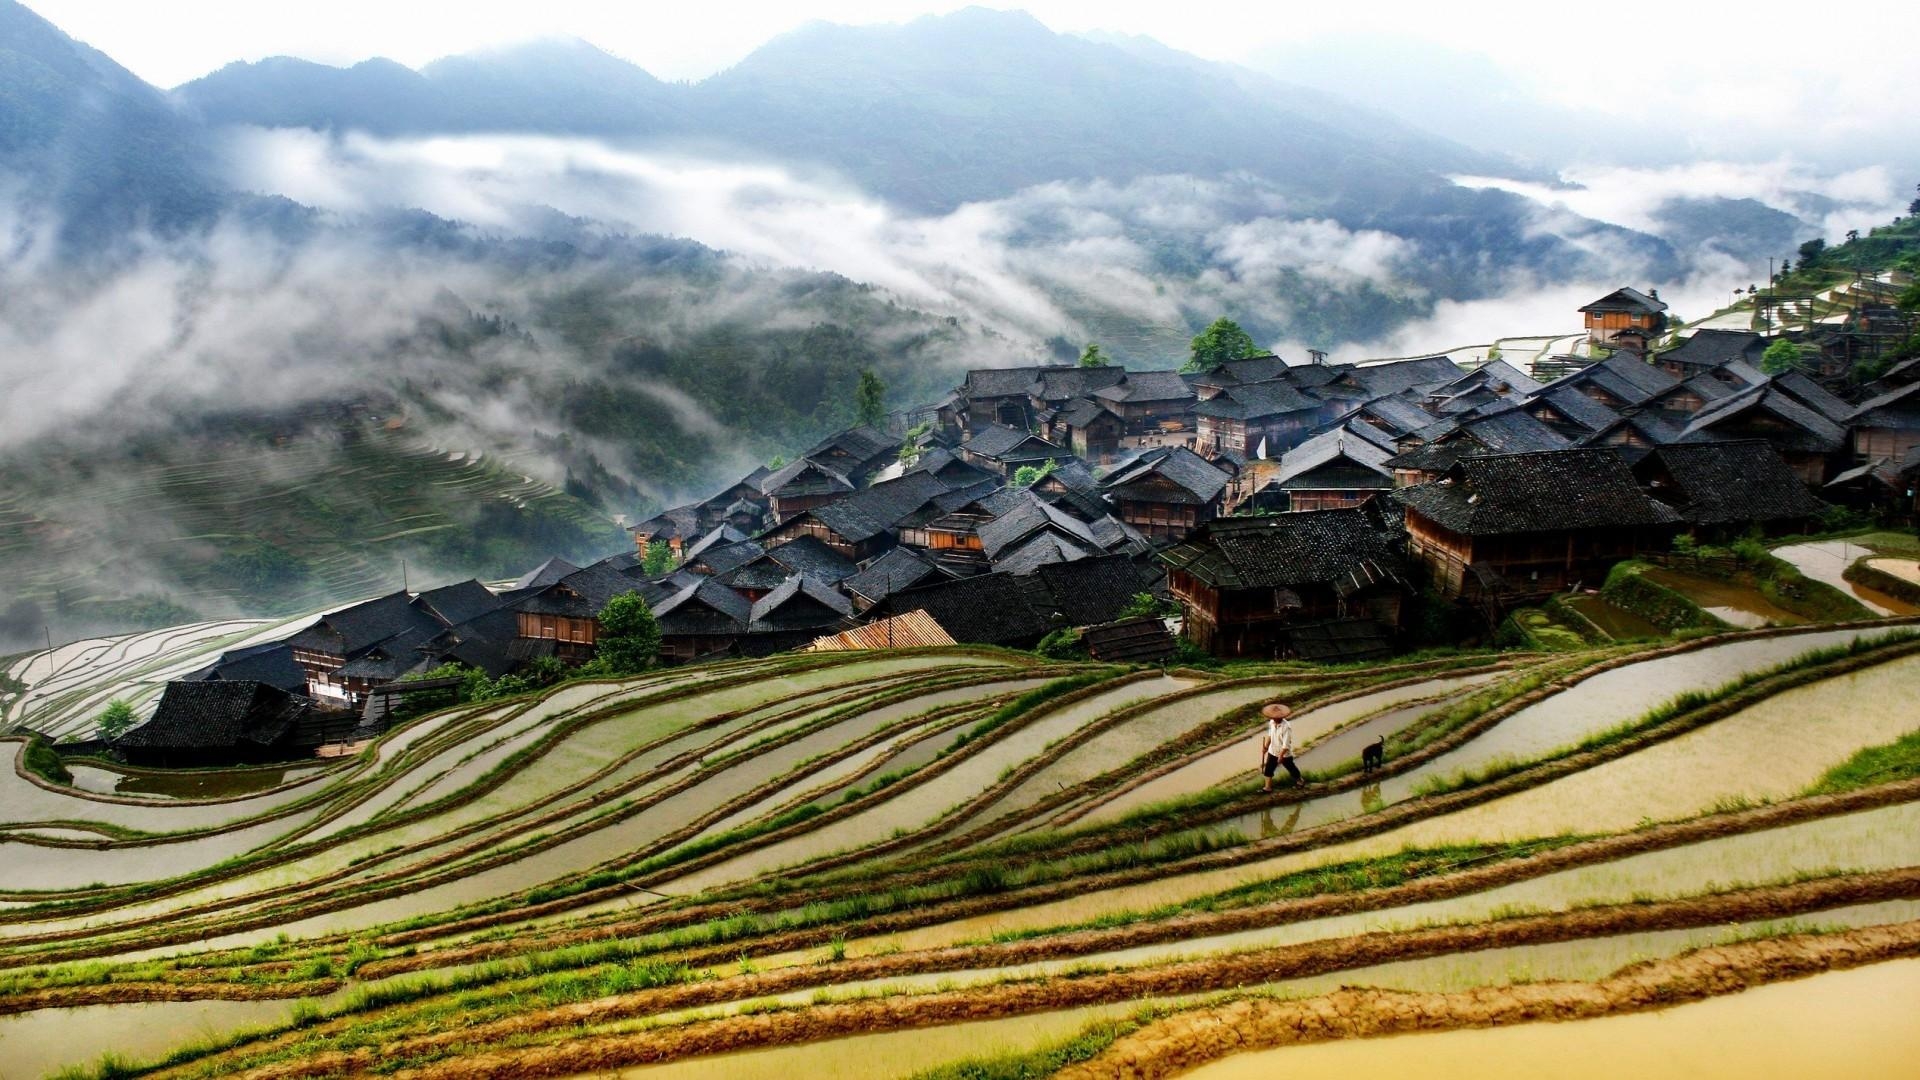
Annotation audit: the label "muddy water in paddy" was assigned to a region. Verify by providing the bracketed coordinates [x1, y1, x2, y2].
[1559, 594, 1663, 640]
[1200, 627, 1888, 847]
[0, 996, 295, 1079]
[1181, 956, 1920, 1080]
[662, 677, 1200, 896]
[1082, 673, 1506, 826]
[856, 651, 1920, 955]
[1640, 568, 1803, 628]
[1775, 539, 1920, 617]
[65, 763, 329, 800]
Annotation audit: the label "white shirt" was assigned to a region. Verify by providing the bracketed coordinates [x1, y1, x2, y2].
[1262, 718, 1294, 759]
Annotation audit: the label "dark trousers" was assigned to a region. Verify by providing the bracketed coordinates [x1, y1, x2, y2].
[1279, 754, 1302, 785]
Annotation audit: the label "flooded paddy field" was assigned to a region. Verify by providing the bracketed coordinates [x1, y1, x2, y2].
[5, 619, 1917, 1080]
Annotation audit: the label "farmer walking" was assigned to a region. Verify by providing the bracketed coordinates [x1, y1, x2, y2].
[1259, 702, 1304, 791]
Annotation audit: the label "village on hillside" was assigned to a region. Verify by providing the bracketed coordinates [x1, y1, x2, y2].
[71, 275, 1920, 766]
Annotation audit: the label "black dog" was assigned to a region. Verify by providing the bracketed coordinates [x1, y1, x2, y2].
[1361, 736, 1385, 775]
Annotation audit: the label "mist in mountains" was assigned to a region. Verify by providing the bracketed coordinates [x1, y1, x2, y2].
[1, 0, 1913, 637]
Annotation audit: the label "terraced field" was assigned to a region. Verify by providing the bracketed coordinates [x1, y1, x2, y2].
[4, 619, 1920, 1078]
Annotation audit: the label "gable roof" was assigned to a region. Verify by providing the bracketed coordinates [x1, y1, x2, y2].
[1345, 393, 1438, 436]
[1579, 287, 1668, 315]
[512, 561, 649, 619]
[808, 472, 956, 544]
[1188, 355, 1289, 387]
[286, 592, 441, 658]
[959, 424, 1068, 461]
[653, 577, 751, 634]
[1273, 426, 1395, 489]
[961, 365, 1047, 398]
[1773, 372, 1854, 425]
[803, 426, 901, 469]
[1101, 446, 1231, 504]
[882, 572, 1060, 646]
[686, 524, 752, 561]
[1682, 382, 1848, 452]
[1032, 555, 1162, 625]
[759, 457, 855, 498]
[1058, 396, 1122, 429]
[1030, 366, 1127, 402]
[412, 580, 500, 627]
[629, 505, 701, 542]
[1636, 441, 1826, 525]
[749, 574, 854, 629]
[514, 557, 580, 591]
[1531, 386, 1624, 433]
[1447, 407, 1573, 455]
[1847, 380, 1920, 426]
[1092, 369, 1195, 404]
[978, 492, 1100, 559]
[1657, 329, 1766, 369]
[992, 531, 1098, 574]
[1395, 448, 1681, 536]
[1190, 380, 1321, 420]
[1336, 356, 1463, 397]
[1547, 353, 1679, 405]
[180, 642, 309, 694]
[1441, 358, 1543, 398]
[118, 682, 308, 751]
[841, 547, 953, 607]
[1159, 508, 1406, 591]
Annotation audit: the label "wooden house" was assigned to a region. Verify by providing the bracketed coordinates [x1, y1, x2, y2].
[1396, 448, 1681, 604]
[1160, 508, 1410, 659]
[629, 504, 702, 557]
[1193, 381, 1327, 461]
[1846, 382, 1920, 466]
[758, 459, 856, 524]
[509, 561, 646, 664]
[1261, 425, 1395, 512]
[742, 575, 855, 653]
[652, 579, 751, 664]
[1088, 370, 1197, 435]
[1051, 398, 1126, 463]
[286, 591, 447, 707]
[1678, 383, 1848, 484]
[956, 366, 1047, 430]
[800, 427, 903, 487]
[1652, 329, 1767, 379]
[839, 547, 955, 612]
[1634, 441, 1827, 538]
[717, 535, 858, 601]
[116, 682, 313, 767]
[1580, 287, 1668, 347]
[957, 425, 1075, 477]
[1099, 447, 1232, 542]
[1186, 355, 1289, 401]
[759, 472, 958, 562]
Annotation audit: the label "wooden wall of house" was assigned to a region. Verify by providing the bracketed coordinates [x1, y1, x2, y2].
[1170, 569, 1348, 658]
[516, 612, 598, 645]
[1856, 425, 1920, 465]
[1285, 489, 1378, 512]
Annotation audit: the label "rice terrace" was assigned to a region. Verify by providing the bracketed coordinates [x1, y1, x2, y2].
[5, 600, 1920, 1078]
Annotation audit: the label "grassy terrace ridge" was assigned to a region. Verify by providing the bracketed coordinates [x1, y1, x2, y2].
[5, 622, 1920, 1079]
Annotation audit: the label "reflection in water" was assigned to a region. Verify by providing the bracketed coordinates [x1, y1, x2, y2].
[1359, 783, 1384, 815]
[1258, 803, 1302, 839]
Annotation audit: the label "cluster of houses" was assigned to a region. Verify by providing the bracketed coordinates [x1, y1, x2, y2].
[113, 287, 1920, 764]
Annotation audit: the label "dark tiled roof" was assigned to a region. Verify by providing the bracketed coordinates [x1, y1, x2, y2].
[762, 535, 860, 583]
[759, 458, 855, 498]
[1093, 370, 1194, 404]
[1159, 509, 1405, 590]
[412, 580, 499, 628]
[808, 472, 955, 544]
[1273, 427, 1394, 489]
[1773, 372, 1854, 424]
[1339, 356, 1463, 397]
[1101, 446, 1231, 503]
[992, 532, 1097, 575]
[1395, 449, 1681, 536]
[1847, 381, 1920, 425]
[512, 562, 649, 619]
[1189, 356, 1288, 387]
[1442, 359, 1543, 397]
[1532, 387, 1624, 433]
[181, 643, 308, 694]
[515, 556, 581, 591]
[119, 682, 307, 750]
[1082, 617, 1177, 664]
[1031, 366, 1127, 401]
[978, 492, 1099, 559]
[689, 539, 765, 577]
[1546, 354, 1678, 405]
[629, 505, 700, 542]
[749, 574, 854, 630]
[803, 426, 902, 469]
[1657, 329, 1766, 369]
[841, 547, 952, 606]
[883, 572, 1059, 646]
[961, 366, 1047, 398]
[287, 592, 441, 658]
[1579, 287, 1668, 314]
[1682, 383, 1847, 452]
[1032, 555, 1161, 626]
[1190, 380, 1320, 420]
[1058, 397, 1120, 429]
[654, 578, 751, 635]
[905, 447, 997, 488]
[421, 607, 521, 678]
[1038, 459, 1102, 495]
[1636, 441, 1827, 525]
[1346, 394, 1438, 436]
[685, 525, 752, 561]
[960, 424, 1066, 461]
[1450, 408, 1573, 454]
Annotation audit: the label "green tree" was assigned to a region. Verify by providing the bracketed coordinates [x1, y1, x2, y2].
[1011, 460, 1057, 488]
[1183, 317, 1260, 372]
[596, 591, 661, 675]
[1078, 342, 1110, 367]
[1761, 339, 1811, 375]
[97, 699, 137, 741]
[1797, 238, 1826, 267]
[854, 369, 886, 427]
[642, 539, 675, 576]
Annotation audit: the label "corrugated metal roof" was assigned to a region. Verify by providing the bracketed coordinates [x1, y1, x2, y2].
[806, 610, 958, 651]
